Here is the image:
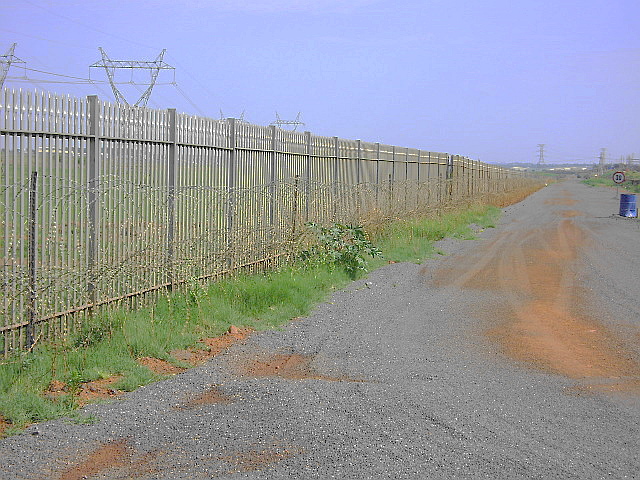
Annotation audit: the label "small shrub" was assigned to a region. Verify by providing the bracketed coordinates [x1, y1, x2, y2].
[300, 223, 382, 278]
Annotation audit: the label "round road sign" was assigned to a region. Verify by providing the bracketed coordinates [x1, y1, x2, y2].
[612, 171, 625, 184]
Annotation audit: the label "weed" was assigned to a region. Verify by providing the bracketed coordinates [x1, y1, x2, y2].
[301, 223, 382, 278]
[65, 413, 99, 425]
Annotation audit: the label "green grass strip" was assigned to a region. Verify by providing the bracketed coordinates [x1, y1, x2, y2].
[582, 170, 640, 193]
[0, 203, 500, 435]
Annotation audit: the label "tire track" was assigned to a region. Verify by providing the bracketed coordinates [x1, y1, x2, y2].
[434, 191, 640, 393]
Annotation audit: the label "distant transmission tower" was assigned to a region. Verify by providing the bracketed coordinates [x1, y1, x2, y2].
[598, 148, 607, 174]
[220, 109, 246, 122]
[89, 47, 175, 107]
[0, 43, 26, 90]
[537, 144, 545, 165]
[270, 112, 305, 131]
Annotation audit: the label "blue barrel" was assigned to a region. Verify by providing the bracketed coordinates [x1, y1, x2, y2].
[619, 194, 637, 217]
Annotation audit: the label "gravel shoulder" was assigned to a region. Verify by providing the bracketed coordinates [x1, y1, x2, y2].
[1, 179, 638, 480]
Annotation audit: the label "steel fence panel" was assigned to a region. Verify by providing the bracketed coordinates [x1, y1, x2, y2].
[0, 88, 532, 355]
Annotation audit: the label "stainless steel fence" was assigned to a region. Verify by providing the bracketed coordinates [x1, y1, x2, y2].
[0, 88, 530, 354]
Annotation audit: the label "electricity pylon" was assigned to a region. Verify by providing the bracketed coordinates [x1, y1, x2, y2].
[270, 112, 305, 131]
[537, 144, 545, 165]
[0, 43, 26, 90]
[598, 148, 606, 175]
[89, 48, 174, 107]
[220, 109, 246, 122]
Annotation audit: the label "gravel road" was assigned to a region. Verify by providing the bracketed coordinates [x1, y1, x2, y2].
[1, 178, 638, 479]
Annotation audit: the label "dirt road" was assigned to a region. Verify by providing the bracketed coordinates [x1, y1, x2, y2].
[1, 178, 638, 479]
[436, 181, 640, 391]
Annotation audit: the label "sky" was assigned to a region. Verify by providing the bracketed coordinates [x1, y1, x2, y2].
[1, 0, 639, 164]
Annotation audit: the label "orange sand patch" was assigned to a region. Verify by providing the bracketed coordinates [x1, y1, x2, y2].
[238, 352, 364, 382]
[0, 417, 9, 438]
[174, 385, 236, 409]
[561, 210, 582, 218]
[138, 357, 187, 375]
[218, 441, 303, 473]
[56, 438, 162, 480]
[433, 208, 640, 395]
[141, 326, 253, 375]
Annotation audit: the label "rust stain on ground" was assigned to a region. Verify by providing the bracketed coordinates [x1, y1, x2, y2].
[544, 198, 578, 206]
[56, 438, 162, 480]
[57, 439, 132, 480]
[77, 376, 124, 405]
[45, 376, 124, 406]
[218, 441, 304, 473]
[0, 416, 9, 438]
[138, 357, 187, 375]
[41, 327, 253, 409]
[544, 189, 578, 206]
[174, 385, 236, 409]
[561, 209, 582, 218]
[434, 202, 640, 395]
[239, 353, 364, 382]
[140, 327, 253, 375]
[199, 327, 253, 358]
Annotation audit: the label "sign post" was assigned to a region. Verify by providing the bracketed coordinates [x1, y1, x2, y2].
[612, 171, 625, 198]
[612, 171, 625, 184]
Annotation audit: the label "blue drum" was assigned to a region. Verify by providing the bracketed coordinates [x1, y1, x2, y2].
[619, 194, 637, 217]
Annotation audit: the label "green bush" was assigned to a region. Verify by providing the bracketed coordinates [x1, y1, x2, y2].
[301, 223, 382, 278]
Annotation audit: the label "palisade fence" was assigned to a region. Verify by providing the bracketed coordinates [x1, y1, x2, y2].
[0, 88, 531, 355]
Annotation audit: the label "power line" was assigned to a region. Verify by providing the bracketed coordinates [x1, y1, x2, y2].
[0, 26, 97, 51]
[21, 0, 160, 52]
[5, 64, 206, 116]
[7, 2, 221, 111]
[1, 35, 221, 117]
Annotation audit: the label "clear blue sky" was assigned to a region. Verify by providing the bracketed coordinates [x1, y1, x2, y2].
[2, 0, 639, 164]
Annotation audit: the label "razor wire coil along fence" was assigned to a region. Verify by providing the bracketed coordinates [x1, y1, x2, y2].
[0, 88, 530, 355]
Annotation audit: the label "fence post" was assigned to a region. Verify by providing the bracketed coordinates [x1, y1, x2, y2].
[390, 145, 396, 207]
[269, 125, 277, 227]
[356, 139, 362, 218]
[427, 151, 432, 205]
[472, 158, 477, 197]
[333, 136, 339, 220]
[87, 95, 100, 307]
[485, 162, 489, 194]
[405, 147, 409, 207]
[26, 171, 37, 349]
[391, 145, 396, 183]
[375, 142, 380, 207]
[464, 157, 469, 197]
[166, 108, 176, 289]
[292, 175, 300, 240]
[226, 118, 237, 270]
[447, 154, 454, 198]
[436, 153, 441, 204]
[356, 139, 362, 184]
[416, 149, 421, 209]
[304, 131, 311, 222]
[469, 158, 472, 197]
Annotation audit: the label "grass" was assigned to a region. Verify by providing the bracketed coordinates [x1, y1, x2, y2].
[372, 204, 500, 265]
[582, 170, 640, 194]
[0, 200, 505, 437]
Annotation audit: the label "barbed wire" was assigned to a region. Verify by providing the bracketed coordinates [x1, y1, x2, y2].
[1, 173, 539, 352]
